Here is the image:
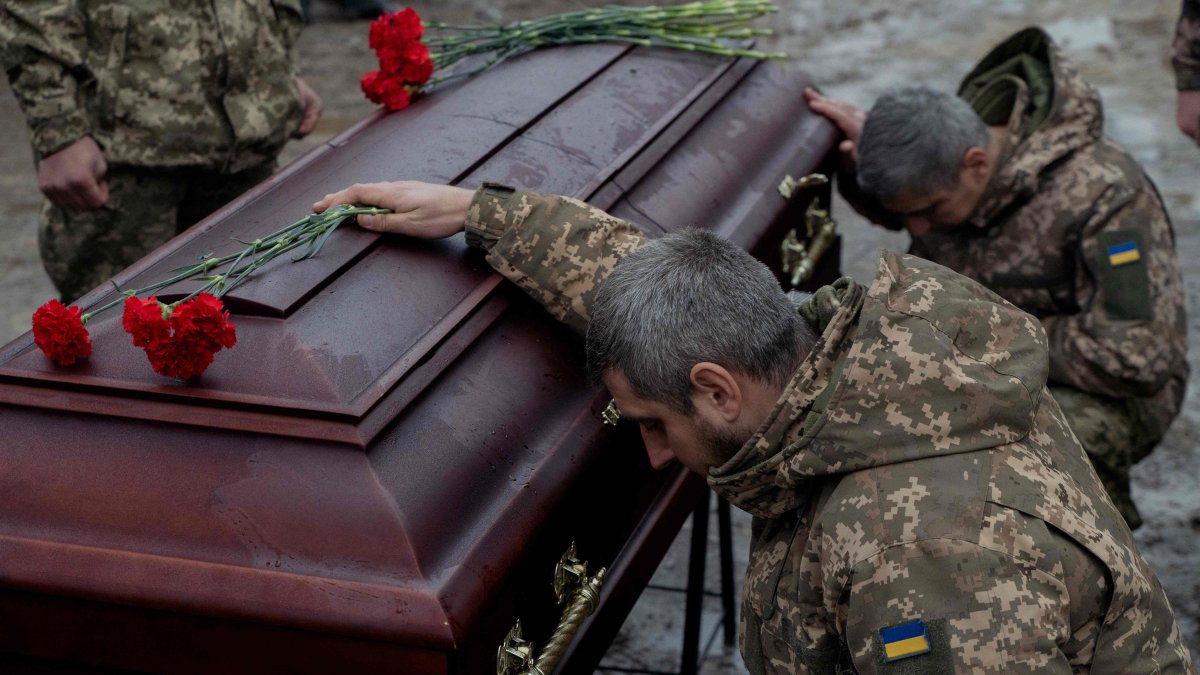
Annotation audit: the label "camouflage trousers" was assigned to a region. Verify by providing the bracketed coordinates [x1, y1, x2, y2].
[1050, 385, 1161, 531]
[39, 161, 275, 302]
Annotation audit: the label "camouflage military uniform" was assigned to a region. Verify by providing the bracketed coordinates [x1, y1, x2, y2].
[845, 28, 1189, 529]
[463, 183, 1195, 673]
[0, 0, 307, 300]
[1176, 0, 1200, 141]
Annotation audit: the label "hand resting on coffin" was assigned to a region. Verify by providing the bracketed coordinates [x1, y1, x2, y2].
[312, 181, 474, 238]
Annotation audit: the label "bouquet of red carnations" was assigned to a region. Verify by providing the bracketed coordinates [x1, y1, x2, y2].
[31, 205, 389, 380]
[362, 0, 785, 111]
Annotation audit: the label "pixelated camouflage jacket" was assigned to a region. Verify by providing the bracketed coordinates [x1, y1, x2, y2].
[906, 28, 1187, 439]
[1175, 0, 1200, 90]
[0, 0, 305, 172]
[463, 185, 1194, 674]
[710, 252, 1192, 674]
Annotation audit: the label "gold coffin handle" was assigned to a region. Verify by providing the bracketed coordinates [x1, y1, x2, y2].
[779, 173, 837, 289]
[497, 542, 608, 675]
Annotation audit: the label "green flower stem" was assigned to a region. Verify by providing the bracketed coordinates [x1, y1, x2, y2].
[421, 0, 786, 78]
[80, 205, 390, 323]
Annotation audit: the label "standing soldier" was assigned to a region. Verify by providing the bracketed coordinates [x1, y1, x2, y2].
[1177, 0, 1200, 141]
[807, 27, 1188, 530]
[309, 179, 1195, 672]
[0, 1, 323, 302]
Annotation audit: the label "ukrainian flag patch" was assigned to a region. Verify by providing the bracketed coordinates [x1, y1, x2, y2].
[881, 620, 931, 661]
[1107, 241, 1141, 267]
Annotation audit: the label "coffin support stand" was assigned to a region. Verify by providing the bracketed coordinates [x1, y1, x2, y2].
[596, 491, 738, 675]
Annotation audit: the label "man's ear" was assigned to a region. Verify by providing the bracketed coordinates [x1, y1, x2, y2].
[962, 146, 990, 178]
[689, 362, 743, 423]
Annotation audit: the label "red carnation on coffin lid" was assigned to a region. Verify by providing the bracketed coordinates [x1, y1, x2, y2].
[369, 6, 423, 46]
[122, 295, 170, 349]
[29, 203, 389, 380]
[31, 299, 92, 366]
[362, 7, 431, 111]
[359, 3, 787, 113]
[361, 70, 413, 111]
[121, 293, 236, 381]
[170, 293, 237, 354]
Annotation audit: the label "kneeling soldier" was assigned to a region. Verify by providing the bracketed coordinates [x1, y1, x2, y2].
[311, 179, 1194, 673]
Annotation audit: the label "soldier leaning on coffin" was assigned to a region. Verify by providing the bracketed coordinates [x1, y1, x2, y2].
[1177, 0, 1200, 141]
[805, 27, 1188, 531]
[310, 181, 1194, 673]
[0, 1, 323, 303]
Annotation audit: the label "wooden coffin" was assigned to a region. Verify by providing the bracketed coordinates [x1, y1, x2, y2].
[0, 43, 838, 673]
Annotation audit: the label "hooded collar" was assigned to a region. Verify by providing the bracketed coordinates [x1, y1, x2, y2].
[708, 251, 1049, 519]
[960, 27, 1105, 229]
[706, 278, 864, 519]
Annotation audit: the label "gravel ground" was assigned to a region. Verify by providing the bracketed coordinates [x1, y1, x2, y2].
[0, 0, 1196, 670]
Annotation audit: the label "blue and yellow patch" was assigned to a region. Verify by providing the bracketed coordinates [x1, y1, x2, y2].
[1107, 241, 1141, 267]
[880, 620, 931, 661]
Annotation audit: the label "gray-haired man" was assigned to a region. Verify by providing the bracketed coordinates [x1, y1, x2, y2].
[807, 27, 1188, 530]
[305, 179, 1193, 673]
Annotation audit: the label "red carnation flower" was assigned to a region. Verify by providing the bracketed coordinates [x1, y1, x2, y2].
[361, 70, 413, 111]
[145, 337, 217, 382]
[369, 7, 423, 48]
[123, 293, 236, 381]
[364, 7, 432, 111]
[377, 40, 431, 78]
[122, 296, 170, 349]
[171, 293, 237, 353]
[396, 41, 434, 85]
[31, 299, 92, 366]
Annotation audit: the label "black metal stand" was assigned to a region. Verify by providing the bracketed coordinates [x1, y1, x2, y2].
[597, 491, 737, 674]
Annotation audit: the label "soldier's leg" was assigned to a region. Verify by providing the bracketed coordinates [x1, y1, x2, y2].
[175, 161, 276, 233]
[38, 169, 185, 303]
[1049, 386, 1142, 530]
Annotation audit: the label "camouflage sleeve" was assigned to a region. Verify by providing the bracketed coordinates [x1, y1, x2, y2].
[271, 0, 306, 74]
[1173, 0, 1200, 90]
[0, 0, 91, 158]
[464, 183, 648, 335]
[1040, 186, 1186, 399]
[844, 540, 1076, 674]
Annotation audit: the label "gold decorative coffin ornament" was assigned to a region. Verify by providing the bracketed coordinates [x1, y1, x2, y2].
[779, 173, 839, 289]
[497, 543, 607, 675]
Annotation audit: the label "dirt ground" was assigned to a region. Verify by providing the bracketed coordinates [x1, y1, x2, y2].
[0, 0, 1196, 669]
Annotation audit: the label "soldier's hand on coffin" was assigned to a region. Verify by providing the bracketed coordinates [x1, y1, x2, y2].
[804, 87, 864, 161]
[36, 136, 109, 211]
[294, 77, 324, 138]
[1178, 89, 1200, 141]
[313, 181, 475, 238]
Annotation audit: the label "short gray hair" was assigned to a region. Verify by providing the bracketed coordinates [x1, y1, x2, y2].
[586, 229, 816, 412]
[857, 86, 989, 200]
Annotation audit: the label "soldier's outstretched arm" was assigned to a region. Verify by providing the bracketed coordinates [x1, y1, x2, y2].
[314, 181, 647, 335]
[842, 539, 1077, 674]
[0, 1, 90, 161]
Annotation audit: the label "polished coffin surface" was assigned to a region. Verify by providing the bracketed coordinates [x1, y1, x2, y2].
[0, 44, 837, 672]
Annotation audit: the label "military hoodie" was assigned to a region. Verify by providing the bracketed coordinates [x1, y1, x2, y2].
[0, 0, 305, 172]
[710, 252, 1192, 673]
[462, 184, 1193, 674]
[847, 27, 1188, 451]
